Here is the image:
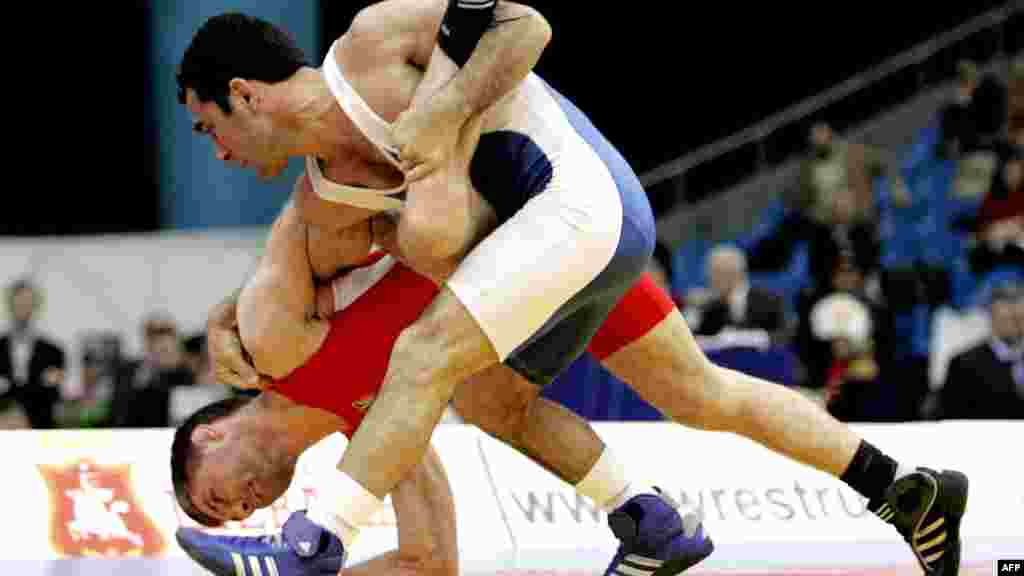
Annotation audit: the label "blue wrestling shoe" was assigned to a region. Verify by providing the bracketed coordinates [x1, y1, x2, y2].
[603, 487, 713, 576]
[176, 510, 345, 576]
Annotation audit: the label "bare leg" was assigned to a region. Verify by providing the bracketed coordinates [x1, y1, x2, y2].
[453, 365, 603, 484]
[340, 287, 499, 497]
[342, 447, 457, 576]
[601, 310, 860, 476]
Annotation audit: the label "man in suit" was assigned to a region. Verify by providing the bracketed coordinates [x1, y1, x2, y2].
[940, 282, 1024, 419]
[694, 244, 787, 340]
[112, 313, 194, 428]
[0, 278, 66, 429]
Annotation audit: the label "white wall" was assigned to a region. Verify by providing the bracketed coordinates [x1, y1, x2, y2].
[0, 229, 267, 394]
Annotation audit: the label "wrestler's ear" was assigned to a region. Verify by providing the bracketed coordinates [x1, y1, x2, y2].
[228, 78, 259, 110]
[191, 425, 224, 451]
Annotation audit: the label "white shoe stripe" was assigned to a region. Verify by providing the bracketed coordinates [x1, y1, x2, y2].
[876, 503, 890, 516]
[625, 554, 663, 568]
[265, 557, 279, 576]
[231, 553, 246, 576]
[616, 564, 653, 576]
[248, 556, 263, 576]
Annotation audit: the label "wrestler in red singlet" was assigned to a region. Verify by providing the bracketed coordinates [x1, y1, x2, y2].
[271, 256, 673, 433]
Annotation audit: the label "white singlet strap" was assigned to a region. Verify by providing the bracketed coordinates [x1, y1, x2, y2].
[305, 156, 405, 211]
[321, 39, 402, 166]
[305, 39, 408, 210]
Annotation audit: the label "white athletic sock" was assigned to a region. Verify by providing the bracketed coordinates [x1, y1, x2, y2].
[574, 448, 647, 512]
[305, 468, 385, 549]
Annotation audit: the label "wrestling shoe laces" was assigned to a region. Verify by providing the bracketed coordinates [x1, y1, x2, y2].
[868, 467, 968, 575]
[603, 487, 714, 576]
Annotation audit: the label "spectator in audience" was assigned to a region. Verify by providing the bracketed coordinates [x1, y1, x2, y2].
[939, 282, 1024, 419]
[0, 278, 66, 429]
[968, 152, 1023, 276]
[169, 334, 230, 427]
[938, 60, 981, 159]
[693, 244, 788, 341]
[55, 333, 120, 428]
[809, 292, 887, 421]
[111, 313, 193, 428]
[751, 178, 883, 303]
[792, 122, 908, 224]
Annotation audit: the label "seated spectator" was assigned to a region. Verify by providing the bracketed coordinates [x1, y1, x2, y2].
[0, 278, 66, 429]
[939, 282, 1024, 419]
[55, 333, 120, 428]
[938, 60, 980, 160]
[791, 122, 908, 224]
[111, 313, 193, 428]
[809, 292, 886, 421]
[942, 60, 1005, 200]
[750, 184, 883, 302]
[692, 244, 787, 341]
[968, 152, 1023, 276]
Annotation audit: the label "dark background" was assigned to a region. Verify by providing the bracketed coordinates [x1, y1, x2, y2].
[9, 1, 1018, 237]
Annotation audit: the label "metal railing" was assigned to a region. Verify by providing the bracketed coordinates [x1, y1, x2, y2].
[640, 3, 1021, 190]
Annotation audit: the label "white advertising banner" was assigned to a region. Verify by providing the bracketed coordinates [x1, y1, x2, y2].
[0, 426, 509, 576]
[478, 421, 1022, 574]
[0, 422, 1019, 575]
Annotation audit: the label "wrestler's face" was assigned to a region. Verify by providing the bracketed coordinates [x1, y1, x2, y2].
[186, 87, 289, 180]
[188, 418, 296, 523]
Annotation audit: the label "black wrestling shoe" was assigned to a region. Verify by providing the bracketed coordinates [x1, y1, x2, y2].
[869, 467, 969, 575]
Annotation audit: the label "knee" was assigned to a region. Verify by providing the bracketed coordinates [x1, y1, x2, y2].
[452, 376, 536, 446]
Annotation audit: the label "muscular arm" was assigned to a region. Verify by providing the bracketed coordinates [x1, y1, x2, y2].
[430, 1, 552, 122]
[236, 199, 329, 380]
[351, 0, 550, 122]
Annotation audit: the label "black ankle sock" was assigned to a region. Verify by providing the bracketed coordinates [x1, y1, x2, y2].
[840, 440, 898, 502]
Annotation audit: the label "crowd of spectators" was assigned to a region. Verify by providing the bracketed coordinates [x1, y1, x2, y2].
[0, 279, 235, 430]
[682, 58, 1023, 423]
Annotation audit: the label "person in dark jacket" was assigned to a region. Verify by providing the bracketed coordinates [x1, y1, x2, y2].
[940, 282, 1024, 419]
[0, 278, 66, 429]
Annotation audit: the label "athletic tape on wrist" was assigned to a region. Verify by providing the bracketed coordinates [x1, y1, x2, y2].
[438, 0, 498, 67]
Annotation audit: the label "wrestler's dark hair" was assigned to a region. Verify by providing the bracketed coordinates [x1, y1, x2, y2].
[176, 12, 308, 114]
[171, 396, 252, 527]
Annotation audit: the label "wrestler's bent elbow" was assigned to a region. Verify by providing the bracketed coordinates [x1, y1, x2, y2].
[236, 280, 302, 380]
